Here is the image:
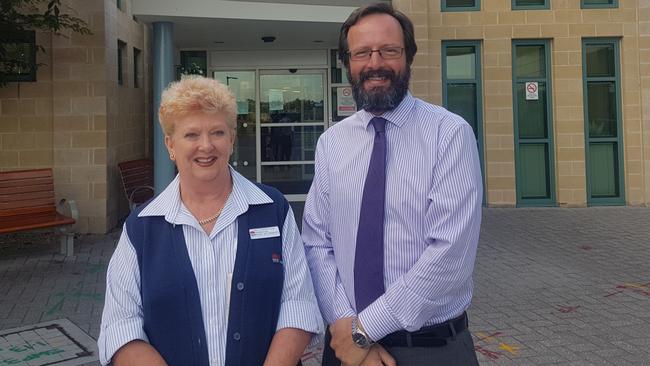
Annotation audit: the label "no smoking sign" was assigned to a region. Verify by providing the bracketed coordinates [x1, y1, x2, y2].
[525, 82, 539, 100]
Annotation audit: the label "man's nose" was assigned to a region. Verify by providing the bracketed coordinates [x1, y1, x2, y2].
[367, 50, 385, 68]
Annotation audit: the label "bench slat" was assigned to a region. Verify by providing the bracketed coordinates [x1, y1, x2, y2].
[0, 182, 54, 195]
[0, 177, 52, 189]
[0, 169, 51, 181]
[0, 212, 75, 233]
[0, 190, 54, 203]
[0, 200, 55, 212]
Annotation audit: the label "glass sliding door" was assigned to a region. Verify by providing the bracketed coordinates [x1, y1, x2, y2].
[582, 39, 624, 204]
[213, 71, 257, 181]
[512, 40, 556, 205]
[259, 70, 327, 199]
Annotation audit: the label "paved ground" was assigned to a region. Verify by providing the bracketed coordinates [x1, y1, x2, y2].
[1, 207, 649, 365]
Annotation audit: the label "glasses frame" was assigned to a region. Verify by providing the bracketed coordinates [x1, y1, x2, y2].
[347, 47, 405, 61]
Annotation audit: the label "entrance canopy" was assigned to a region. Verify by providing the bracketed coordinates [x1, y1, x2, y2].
[132, 0, 389, 49]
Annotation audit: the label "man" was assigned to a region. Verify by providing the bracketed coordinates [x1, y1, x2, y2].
[302, 3, 482, 365]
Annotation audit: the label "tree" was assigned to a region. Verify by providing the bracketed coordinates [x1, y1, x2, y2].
[0, 0, 92, 86]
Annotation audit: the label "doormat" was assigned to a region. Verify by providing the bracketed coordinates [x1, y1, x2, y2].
[0, 319, 98, 366]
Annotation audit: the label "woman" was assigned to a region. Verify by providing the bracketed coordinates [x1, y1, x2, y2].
[98, 76, 323, 366]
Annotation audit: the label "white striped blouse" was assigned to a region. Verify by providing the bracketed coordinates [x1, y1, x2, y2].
[302, 92, 483, 342]
[98, 168, 323, 365]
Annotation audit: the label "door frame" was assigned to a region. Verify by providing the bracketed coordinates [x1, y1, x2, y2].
[511, 39, 557, 206]
[211, 66, 329, 202]
[582, 37, 625, 205]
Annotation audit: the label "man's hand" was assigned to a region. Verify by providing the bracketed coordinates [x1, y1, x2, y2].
[330, 317, 370, 366]
[112, 340, 167, 366]
[360, 345, 396, 366]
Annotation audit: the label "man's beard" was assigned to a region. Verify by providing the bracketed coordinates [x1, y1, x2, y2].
[348, 65, 410, 115]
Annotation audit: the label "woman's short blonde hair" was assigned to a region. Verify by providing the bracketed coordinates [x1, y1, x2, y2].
[158, 76, 237, 136]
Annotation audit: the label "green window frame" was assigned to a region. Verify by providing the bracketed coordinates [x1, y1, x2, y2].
[512, 40, 556, 206]
[582, 38, 625, 205]
[133, 47, 141, 88]
[441, 0, 480, 12]
[117, 40, 126, 86]
[441, 41, 485, 202]
[581, 0, 618, 8]
[512, 0, 549, 10]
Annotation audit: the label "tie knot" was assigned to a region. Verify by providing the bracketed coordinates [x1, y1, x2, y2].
[371, 117, 386, 133]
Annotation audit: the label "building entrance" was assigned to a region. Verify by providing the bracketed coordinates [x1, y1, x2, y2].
[213, 69, 327, 205]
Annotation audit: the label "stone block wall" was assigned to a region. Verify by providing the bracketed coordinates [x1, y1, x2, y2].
[394, 0, 648, 207]
[0, 0, 149, 233]
[641, 0, 650, 205]
[104, 0, 151, 231]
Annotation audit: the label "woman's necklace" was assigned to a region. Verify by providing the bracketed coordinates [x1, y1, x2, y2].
[196, 185, 232, 226]
[198, 208, 223, 226]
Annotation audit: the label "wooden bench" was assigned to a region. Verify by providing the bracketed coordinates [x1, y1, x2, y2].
[0, 168, 78, 256]
[118, 158, 154, 210]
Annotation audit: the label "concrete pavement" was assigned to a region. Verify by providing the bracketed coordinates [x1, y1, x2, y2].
[1, 207, 649, 365]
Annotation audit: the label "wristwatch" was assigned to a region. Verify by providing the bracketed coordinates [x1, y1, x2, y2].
[351, 317, 373, 349]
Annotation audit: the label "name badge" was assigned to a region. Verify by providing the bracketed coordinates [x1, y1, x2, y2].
[249, 226, 280, 240]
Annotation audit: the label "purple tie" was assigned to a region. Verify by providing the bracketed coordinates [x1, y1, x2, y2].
[354, 117, 387, 312]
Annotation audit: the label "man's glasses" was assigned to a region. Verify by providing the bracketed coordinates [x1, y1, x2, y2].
[348, 47, 404, 61]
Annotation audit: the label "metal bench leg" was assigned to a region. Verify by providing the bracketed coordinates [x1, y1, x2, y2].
[59, 231, 74, 257]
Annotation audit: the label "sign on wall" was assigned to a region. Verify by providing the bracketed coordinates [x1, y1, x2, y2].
[337, 86, 356, 116]
[525, 82, 539, 101]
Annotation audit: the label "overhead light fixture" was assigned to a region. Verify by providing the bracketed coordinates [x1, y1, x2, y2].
[261, 36, 276, 43]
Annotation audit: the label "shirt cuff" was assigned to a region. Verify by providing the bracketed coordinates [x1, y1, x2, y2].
[276, 299, 325, 347]
[99, 318, 149, 365]
[358, 296, 402, 342]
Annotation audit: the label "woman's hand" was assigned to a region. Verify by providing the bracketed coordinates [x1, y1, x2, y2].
[112, 340, 168, 366]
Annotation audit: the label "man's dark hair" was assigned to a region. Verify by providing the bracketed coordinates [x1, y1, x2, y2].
[338, 3, 417, 69]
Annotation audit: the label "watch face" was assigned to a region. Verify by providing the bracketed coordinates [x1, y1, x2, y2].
[352, 332, 369, 348]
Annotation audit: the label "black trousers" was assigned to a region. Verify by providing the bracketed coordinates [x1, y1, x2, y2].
[321, 327, 479, 366]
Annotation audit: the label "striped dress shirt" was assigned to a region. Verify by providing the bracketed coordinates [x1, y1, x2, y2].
[98, 168, 323, 366]
[302, 93, 482, 342]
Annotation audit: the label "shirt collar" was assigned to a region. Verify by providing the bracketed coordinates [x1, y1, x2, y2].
[358, 92, 415, 130]
[138, 166, 273, 225]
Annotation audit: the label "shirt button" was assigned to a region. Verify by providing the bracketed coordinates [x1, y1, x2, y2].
[233, 332, 241, 341]
[236, 282, 244, 291]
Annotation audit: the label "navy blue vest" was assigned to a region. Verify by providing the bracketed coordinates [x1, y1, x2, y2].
[126, 184, 289, 366]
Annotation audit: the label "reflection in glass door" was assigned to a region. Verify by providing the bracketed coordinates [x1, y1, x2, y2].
[213, 71, 257, 181]
[259, 70, 326, 199]
[214, 69, 327, 202]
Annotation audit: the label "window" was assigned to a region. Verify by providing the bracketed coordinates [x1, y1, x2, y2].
[0, 30, 36, 82]
[179, 51, 207, 78]
[582, 38, 624, 204]
[582, 0, 617, 8]
[441, 0, 480, 11]
[442, 41, 484, 196]
[512, 40, 556, 206]
[512, 0, 549, 9]
[117, 0, 123, 10]
[117, 40, 126, 85]
[133, 47, 142, 88]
